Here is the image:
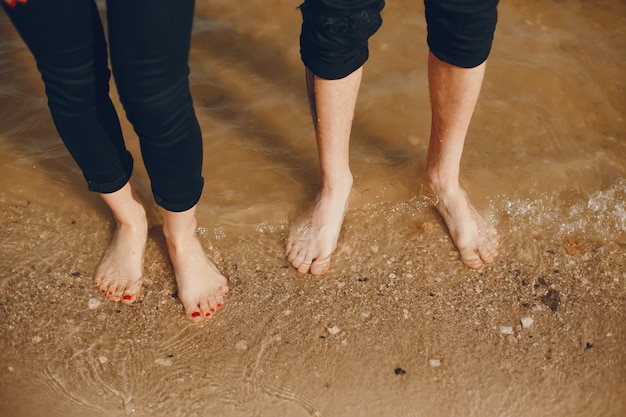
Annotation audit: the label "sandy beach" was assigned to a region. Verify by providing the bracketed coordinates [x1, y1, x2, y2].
[1, 0, 625, 416]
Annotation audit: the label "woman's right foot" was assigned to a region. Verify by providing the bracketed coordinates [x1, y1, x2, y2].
[94, 196, 148, 305]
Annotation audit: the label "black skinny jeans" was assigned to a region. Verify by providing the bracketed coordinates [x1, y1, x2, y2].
[2, 0, 204, 212]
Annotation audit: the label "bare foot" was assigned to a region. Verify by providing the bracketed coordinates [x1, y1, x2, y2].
[287, 177, 352, 276]
[427, 182, 499, 269]
[94, 214, 148, 305]
[163, 216, 229, 323]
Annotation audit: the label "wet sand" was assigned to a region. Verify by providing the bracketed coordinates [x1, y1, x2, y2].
[1, 0, 626, 416]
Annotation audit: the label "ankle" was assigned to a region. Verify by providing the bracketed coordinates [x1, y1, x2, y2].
[321, 172, 353, 194]
[424, 169, 459, 197]
[162, 215, 198, 248]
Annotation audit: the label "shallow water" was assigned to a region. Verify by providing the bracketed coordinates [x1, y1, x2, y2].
[1, 1, 624, 244]
[1, 1, 625, 416]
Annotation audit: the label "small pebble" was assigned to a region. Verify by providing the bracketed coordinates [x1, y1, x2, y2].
[88, 298, 101, 310]
[428, 359, 441, 367]
[31, 336, 42, 344]
[8, 366, 15, 372]
[98, 356, 108, 364]
[500, 326, 514, 335]
[235, 340, 248, 351]
[154, 358, 173, 367]
[327, 326, 341, 335]
[521, 317, 534, 329]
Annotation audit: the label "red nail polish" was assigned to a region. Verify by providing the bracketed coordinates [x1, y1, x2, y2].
[101, 289, 106, 294]
[123, 295, 132, 300]
[108, 291, 113, 296]
[7, 1, 17, 8]
[191, 312, 201, 318]
[210, 308, 215, 312]
[205, 312, 211, 317]
[18, 0, 27, 4]
[217, 303, 223, 308]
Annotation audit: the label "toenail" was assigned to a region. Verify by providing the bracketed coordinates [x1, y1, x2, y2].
[108, 291, 113, 295]
[123, 295, 132, 300]
[210, 308, 215, 312]
[217, 303, 223, 308]
[205, 312, 211, 317]
[191, 312, 201, 318]
[101, 290, 106, 294]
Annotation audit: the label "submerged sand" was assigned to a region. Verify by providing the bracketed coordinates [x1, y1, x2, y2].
[1, 188, 625, 417]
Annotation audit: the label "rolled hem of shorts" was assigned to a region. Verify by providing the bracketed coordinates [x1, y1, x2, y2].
[429, 46, 490, 69]
[86, 172, 132, 194]
[302, 52, 368, 80]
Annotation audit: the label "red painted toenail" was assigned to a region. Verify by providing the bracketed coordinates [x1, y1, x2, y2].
[7, 1, 17, 8]
[123, 295, 132, 300]
[108, 291, 113, 296]
[191, 312, 201, 318]
[217, 303, 223, 308]
[205, 312, 211, 317]
[101, 290, 106, 294]
[210, 308, 215, 312]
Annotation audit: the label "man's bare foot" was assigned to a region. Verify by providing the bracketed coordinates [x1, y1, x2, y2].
[163, 213, 229, 323]
[426, 181, 499, 269]
[287, 176, 352, 276]
[94, 209, 148, 305]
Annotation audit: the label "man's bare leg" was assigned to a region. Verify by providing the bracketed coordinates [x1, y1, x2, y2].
[424, 52, 499, 268]
[94, 180, 148, 304]
[286, 67, 361, 275]
[162, 205, 229, 323]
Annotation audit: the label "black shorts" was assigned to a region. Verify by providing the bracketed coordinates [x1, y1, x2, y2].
[299, 0, 499, 80]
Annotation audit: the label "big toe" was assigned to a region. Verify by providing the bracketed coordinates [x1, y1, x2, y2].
[310, 256, 331, 276]
[459, 247, 484, 269]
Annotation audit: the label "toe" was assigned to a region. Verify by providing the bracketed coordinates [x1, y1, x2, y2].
[121, 294, 134, 304]
[310, 256, 331, 276]
[294, 250, 313, 274]
[287, 246, 302, 264]
[285, 240, 294, 256]
[121, 281, 141, 305]
[460, 247, 483, 269]
[186, 306, 203, 323]
[199, 298, 212, 319]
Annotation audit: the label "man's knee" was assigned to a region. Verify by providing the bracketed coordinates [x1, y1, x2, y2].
[425, 0, 499, 68]
[299, 0, 385, 80]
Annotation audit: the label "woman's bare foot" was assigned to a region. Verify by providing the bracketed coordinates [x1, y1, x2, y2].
[94, 182, 148, 304]
[287, 176, 352, 276]
[163, 208, 229, 323]
[426, 181, 499, 269]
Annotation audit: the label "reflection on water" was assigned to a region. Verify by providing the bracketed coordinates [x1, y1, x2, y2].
[1, 0, 624, 246]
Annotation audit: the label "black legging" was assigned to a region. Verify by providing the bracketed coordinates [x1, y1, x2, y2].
[2, 0, 204, 212]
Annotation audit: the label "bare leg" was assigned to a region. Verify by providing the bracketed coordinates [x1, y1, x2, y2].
[162, 205, 229, 323]
[94, 180, 148, 304]
[286, 67, 361, 275]
[424, 52, 499, 268]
